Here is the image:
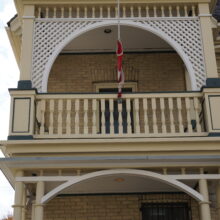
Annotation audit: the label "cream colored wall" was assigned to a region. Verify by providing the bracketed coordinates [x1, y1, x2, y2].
[48, 53, 186, 93]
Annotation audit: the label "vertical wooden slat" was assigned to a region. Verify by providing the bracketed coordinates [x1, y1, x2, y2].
[53, 7, 57, 18]
[66, 99, 71, 135]
[130, 6, 134, 17]
[84, 7, 87, 18]
[123, 6, 126, 18]
[83, 99, 88, 134]
[101, 99, 106, 134]
[92, 99, 97, 134]
[100, 6, 103, 18]
[193, 97, 202, 132]
[134, 98, 140, 133]
[184, 5, 188, 17]
[75, 99, 80, 134]
[76, 7, 80, 18]
[152, 98, 158, 133]
[45, 7, 49, 18]
[109, 99, 114, 134]
[118, 103, 123, 134]
[153, 6, 157, 17]
[168, 98, 175, 133]
[160, 98, 166, 133]
[176, 6, 180, 17]
[161, 6, 165, 17]
[145, 6, 149, 17]
[126, 99, 132, 134]
[138, 6, 141, 17]
[143, 98, 149, 134]
[177, 98, 184, 133]
[192, 5, 196, 16]
[49, 100, 54, 135]
[40, 100, 46, 135]
[68, 7, 72, 18]
[107, 6, 111, 18]
[38, 7, 41, 18]
[92, 7, 95, 18]
[61, 7, 64, 18]
[57, 99, 63, 135]
[169, 6, 172, 17]
[185, 97, 193, 133]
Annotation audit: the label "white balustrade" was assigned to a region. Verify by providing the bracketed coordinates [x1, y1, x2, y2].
[35, 92, 205, 138]
[36, 4, 198, 19]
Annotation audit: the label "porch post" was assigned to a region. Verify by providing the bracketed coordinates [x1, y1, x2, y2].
[216, 180, 220, 219]
[35, 181, 45, 220]
[13, 171, 24, 220]
[199, 179, 211, 220]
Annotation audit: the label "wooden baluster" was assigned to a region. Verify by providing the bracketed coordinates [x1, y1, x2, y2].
[53, 7, 57, 18]
[193, 97, 202, 133]
[152, 98, 158, 134]
[185, 98, 193, 133]
[61, 7, 64, 18]
[130, 6, 134, 17]
[45, 7, 49, 18]
[115, 6, 118, 18]
[177, 98, 184, 133]
[100, 6, 103, 18]
[76, 7, 80, 18]
[160, 98, 166, 134]
[40, 100, 46, 135]
[138, 6, 141, 17]
[109, 99, 114, 134]
[107, 6, 111, 18]
[123, 6, 126, 18]
[75, 99, 80, 134]
[143, 98, 149, 134]
[134, 99, 140, 133]
[49, 100, 54, 135]
[118, 103, 123, 134]
[58, 99, 63, 135]
[84, 7, 87, 18]
[92, 7, 95, 18]
[69, 7, 72, 18]
[38, 7, 41, 18]
[184, 5, 188, 17]
[66, 99, 71, 135]
[192, 5, 196, 16]
[153, 6, 157, 17]
[92, 99, 97, 134]
[176, 6, 180, 17]
[101, 99, 106, 134]
[168, 98, 175, 133]
[145, 6, 149, 17]
[83, 99, 88, 134]
[169, 6, 172, 17]
[161, 6, 165, 17]
[126, 99, 132, 134]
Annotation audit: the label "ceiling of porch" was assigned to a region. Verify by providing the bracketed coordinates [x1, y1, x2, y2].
[62, 25, 172, 53]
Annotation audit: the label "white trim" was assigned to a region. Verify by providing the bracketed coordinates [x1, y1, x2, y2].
[94, 82, 137, 92]
[41, 169, 205, 204]
[41, 20, 197, 92]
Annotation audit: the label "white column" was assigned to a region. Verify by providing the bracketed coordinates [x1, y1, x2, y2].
[35, 181, 45, 220]
[199, 179, 211, 220]
[13, 171, 24, 220]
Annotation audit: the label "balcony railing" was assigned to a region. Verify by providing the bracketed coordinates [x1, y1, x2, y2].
[34, 92, 206, 138]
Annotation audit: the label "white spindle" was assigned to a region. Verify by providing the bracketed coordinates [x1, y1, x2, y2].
[115, 6, 117, 18]
[76, 7, 80, 18]
[84, 7, 87, 18]
[83, 99, 88, 134]
[38, 7, 41, 18]
[69, 7, 72, 18]
[109, 99, 114, 134]
[126, 99, 132, 134]
[49, 100, 54, 135]
[92, 7, 95, 18]
[192, 5, 196, 16]
[92, 99, 97, 134]
[193, 97, 202, 132]
[185, 98, 193, 133]
[123, 6, 126, 18]
[75, 99, 80, 134]
[107, 7, 111, 18]
[118, 103, 123, 134]
[153, 6, 157, 17]
[138, 6, 141, 17]
[145, 6, 149, 17]
[66, 100, 71, 135]
[53, 7, 57, 18]
[40, 100, 46, 135]
[143, 98, 149, 133]
[101, 99, 106, 134]
[169, 6, 172, 17]
[58, 100, 63, 135]
[130, 6, 134, 17]
[168, 98, 175, 133]
[160, 98, 166, 133]
[184, 5, 188, 17]
[176, 6, 180, 17]
[100, 6, 103, 18]
[45, 7, 49, 18]
[152, 98, 158, 133]
[134, 99, 140, 133]
[161, 6, 165, 17]
[61, 7, 64, 18]
[177, 98, 184, 133]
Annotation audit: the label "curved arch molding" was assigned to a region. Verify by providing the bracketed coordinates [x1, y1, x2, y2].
[41, 169, 204, 204]
[32, 18, 205, 92]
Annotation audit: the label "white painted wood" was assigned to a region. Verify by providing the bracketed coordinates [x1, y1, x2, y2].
[101, 99, 106, 134]
[143, 98, 149, 134]
[177, 98, 184, 133]
[134, 98, 140, 133]
[83, 99, 88, 134]
[152, 98, 158, 133]
[49, 99, 54, 135]
[118, 102, 123, 134]
[160, 98, 166, 133]
[40, 100, 46, 135]
[74, 99, 80, 134]
[168, 98, 175, 133]
[57, 99, 63, 135]
[169, 6, 172, 17]
[69, 7, 72, 18]
[92, 99, 97, 134]
[66, 99, 71, 135]
[185, 97, 193, 133]
[193, 97, 202, 132]
[109, 99, 114, 134]
[126, 99, 132, 134]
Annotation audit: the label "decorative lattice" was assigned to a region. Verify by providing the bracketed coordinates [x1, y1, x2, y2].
[32, 18, 205, 92]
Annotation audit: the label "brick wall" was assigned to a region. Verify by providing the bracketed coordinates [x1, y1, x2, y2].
[48, 53, 186, 93]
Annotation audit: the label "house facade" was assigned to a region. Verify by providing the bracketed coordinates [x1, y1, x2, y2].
[1, 0, 220, 220]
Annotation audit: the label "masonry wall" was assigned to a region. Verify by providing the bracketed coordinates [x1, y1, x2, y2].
[48, 53, 186, 93]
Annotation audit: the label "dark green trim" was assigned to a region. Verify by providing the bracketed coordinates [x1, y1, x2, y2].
[7, 135, 34, 140]
[17, 80, 33, 90]
[208, 133, 220, 137]
[206, 78, 220, 88]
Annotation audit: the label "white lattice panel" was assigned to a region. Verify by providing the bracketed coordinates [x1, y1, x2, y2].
[32, 18, 205, 92]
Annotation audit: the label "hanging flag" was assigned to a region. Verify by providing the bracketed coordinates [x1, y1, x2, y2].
[117, 40, 124, 98]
